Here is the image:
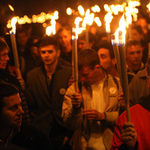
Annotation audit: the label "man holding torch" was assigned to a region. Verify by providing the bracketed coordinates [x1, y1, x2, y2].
[110, 57, 150, 150]
[62, 49, 122, 150]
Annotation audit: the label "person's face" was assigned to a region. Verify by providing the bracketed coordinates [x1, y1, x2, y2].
[0, 49, 10, 70]
[40, 45, 60, 66]
[98, 48, 114, 71]
[79, 66, 100, 85]
[0, 93, 24, 129]
[126, 45, 142, 66]
[131, 29, 143, 42]
[57, 29, 72, 48]
[17, 32, 28, 47]
[78, 40, 86, 52]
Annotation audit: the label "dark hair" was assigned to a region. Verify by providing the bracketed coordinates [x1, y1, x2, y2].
[16, 27, 29, 37]
[131, 25, 143, 35]
[78, 49, 100, 70]
[98, 40, 115, 59]
[0, 82, 19, 114]
[126, 39, 142, 51]
[39, 36, 60, 51]
[0, 37, 9, 53]
[78, 31, 96, 43]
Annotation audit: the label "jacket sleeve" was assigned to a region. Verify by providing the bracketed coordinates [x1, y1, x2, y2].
[62, 84, 83, 131]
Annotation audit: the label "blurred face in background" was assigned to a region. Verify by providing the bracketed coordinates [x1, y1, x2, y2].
[0, 49, 10, 70]
[57, 29, 72, 48]
[131, 29, 143, 42]
[17, 32, 28, 47]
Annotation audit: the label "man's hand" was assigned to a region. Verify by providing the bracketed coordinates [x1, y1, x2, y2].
[121, 122, 137, 149]
[71, 92, 82, 109]
[82, 109, 105, 121]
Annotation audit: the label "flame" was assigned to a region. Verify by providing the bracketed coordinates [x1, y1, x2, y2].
[46, 26, 53, 36]
[73, 17, 84, 39]
[104, 12, 113, 33]
[125, 9, 132, 28]
[78, 5, 85, 16]
[110, 4, 124, 15]
[7, 11, 59, 28]
[66, 7, 73, 15]
[147, 2, 150, 12]
[115, 14, 126, 45]
[82, 9, 94, 27]
[10, 17, 17, 34]
[8, 4, 14, 11]
[91, 5, 100, 13]
[94, 17, 102, 27]
[104, 4, 111, 13]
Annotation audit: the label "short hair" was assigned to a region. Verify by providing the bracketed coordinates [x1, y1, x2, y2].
[98, 40, 115, 59]
[0, 37, 9, 53]
[0, 82, 19, 114]
[56, 26, 71, 37]
[78, 31, 96, 43]
[126, 39, 142, 51]
[38, 36, 60, 51]
[78, 49, 100, 70]
[131, 25, 143, 35]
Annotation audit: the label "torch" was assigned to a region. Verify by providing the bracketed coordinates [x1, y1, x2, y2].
[9, 17, 21, 78]
[112, 14, 131, 122]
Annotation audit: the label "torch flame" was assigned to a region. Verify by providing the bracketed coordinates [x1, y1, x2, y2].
[8, 4, 14, 11]
[10, 17, 17, 34]
[94, 17, 102, 27]
[78, 5, 85, 16]
[104, 12, 113, 33]
[66, 7, 73, 15]
[115, 14, 126, 45]
[73, 17, 84, 39]
[147, 2, 150, 12]
[91, 5, 100, 13]
[46, 26, 53, 36]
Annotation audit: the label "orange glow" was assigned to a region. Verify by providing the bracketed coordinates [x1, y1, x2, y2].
[78, 5, 85, 16]
[147, 2, 150, 12]
[104, 12, 113, 33]
[94, 17, 102, 27]
[66, 7, 73, 15]
[91, 5, 100, 13]
[115, 14, 126, 45]
[8, 4, 14, 11]
[10, 17, 17, 34]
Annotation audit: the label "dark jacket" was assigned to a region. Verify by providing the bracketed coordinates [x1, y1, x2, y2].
[0, 124, 53, 150]
[26, 61, 72, 137]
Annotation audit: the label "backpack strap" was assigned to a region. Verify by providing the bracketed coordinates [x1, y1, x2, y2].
[113, 77, 119, 90]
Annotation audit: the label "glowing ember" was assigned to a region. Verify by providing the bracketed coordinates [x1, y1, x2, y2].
[8, 4, 14, 11]
[147, 2, 150, 12]
[104, 12, 113, 33]
[91, 5, 100, 13]
[78, 5, 85, 16]
[94, 17, 102, 27]
[66, 7, 73, 15]
[10, 17, 17, 34]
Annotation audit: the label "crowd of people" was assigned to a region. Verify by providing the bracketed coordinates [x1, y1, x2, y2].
[0, 6, 150, 150]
